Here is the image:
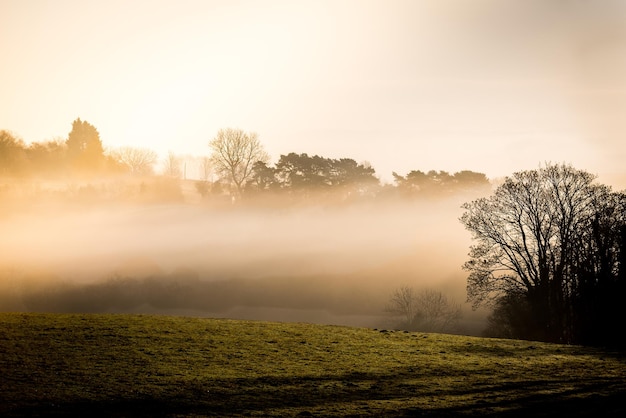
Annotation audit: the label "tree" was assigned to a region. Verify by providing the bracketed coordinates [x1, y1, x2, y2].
[195, 156, 213, 198]
[108, 146, 158, 176]
[65, 118, 105, 172]
[385, 286, 462, 333]
[453, 170, 490, 191]
[386, 286, 417, 329]
[328, 158, 379, 194]
[393, 170, 489, 196]
[26, 138, 67, 176]
[482, 291, 538, 340]
[460, 163, 626, 345]
[163, 151, 182, 178]
[249, 161, 277, 192]
[209, 128, 269, 197]
[272, 153, 379, 199]
[0, 130, 27, 176]
[198, 156, 212, 182]
[275, 153, 330, 193]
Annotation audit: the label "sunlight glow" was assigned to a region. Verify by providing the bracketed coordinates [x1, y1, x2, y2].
[1, 0, 625, 186]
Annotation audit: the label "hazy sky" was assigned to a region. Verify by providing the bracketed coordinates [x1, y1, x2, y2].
[2, 0, 626, 186]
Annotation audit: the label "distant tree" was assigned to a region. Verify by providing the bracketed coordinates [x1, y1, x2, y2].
[194, 156, 213, 198]
[26, 138, 67, 176]
[393, 170, 435, 194]
[460, 163, 626, 346]
[426, 170, 453, 190]
[275, 153, 330, 193]
[194, 180, 210, 198]
[385, 286, 462, 333]
[453, 170, 490, 191]
[198, 156, 212, 182]
[209, 128, 269, 197]
[249, 161, 278, 192]
[163, 151, 182, 179]
[0, 130, 27, 176]
[393, 170, 489, 196]
[272, 153, 378, 199]
[385, 286, 418, 329]
[108, 146, 158, 176]
[65, 118, 105, 172]
[328, 158, 379, 195]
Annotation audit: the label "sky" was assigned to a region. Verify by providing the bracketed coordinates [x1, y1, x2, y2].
[2, 0, 626, 187]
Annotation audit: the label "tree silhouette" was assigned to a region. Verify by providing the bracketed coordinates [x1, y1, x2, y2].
[461, 163, 626, 346]
[0, 130, 26, 176]
[65, 118, 104, 173]
[249, 161, 278, 192]
[109, 146, 158, 176]
[328, 158, 378, 195]
[393, 170, 489, 196]
[271, 153, 378, 199]
[385, 286, 461, 333]
[26, 139, 67, 176]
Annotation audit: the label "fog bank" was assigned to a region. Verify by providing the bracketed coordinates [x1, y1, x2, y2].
[1, 194, 488, 333]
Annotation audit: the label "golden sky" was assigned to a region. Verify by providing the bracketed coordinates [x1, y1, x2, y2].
[2, 0, 626, 186]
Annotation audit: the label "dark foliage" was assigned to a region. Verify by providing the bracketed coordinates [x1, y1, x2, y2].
[393, 169, 490, 196]
[248, 152, 379, 200]
[462, 164, 626, 348]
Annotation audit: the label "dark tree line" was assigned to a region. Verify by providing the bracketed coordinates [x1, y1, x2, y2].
[394, 170, 491, 195]
[244, 154, 492, 202]
[461, 164, 626, 348]
[246, 153, 379, 198]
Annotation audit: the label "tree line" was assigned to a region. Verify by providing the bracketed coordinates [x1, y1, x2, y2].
[1, 119, 160, 178]
[1, 122, 491, 202]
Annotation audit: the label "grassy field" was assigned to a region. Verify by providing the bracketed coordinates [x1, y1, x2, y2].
[1, 313, 625, 417]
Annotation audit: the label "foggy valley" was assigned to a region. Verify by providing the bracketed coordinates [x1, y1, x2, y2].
[2, 3, 626, 415]
[4, 0, 626, 344]
[0, 182, 489, 334]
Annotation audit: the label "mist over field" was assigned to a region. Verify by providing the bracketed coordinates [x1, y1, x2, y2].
[3, 0, 626, 357]
[0, 184, 488, 333]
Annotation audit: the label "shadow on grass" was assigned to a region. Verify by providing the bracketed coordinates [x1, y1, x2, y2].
[3, 367, 625, 417]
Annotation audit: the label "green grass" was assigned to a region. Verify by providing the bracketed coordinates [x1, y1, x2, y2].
[1, 313, 625, 417]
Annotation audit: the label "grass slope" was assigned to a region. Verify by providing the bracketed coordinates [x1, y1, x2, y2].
[1, 313, 625, 417]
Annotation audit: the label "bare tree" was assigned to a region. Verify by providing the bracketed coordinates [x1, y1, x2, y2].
[195, 156, 213, 198]
[460, 163, 626, 345]
[413, 289, 462, 333]
[198, 156, 212, 182]
[209, 128, 269, 197]
[163, 151, 182, 179]
[108, 146, 158, 176]
[386, 286, 461, 333]
[386, 286, 417, 329]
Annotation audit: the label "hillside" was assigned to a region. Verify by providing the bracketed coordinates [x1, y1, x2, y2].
[1, 313, 625, 417]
